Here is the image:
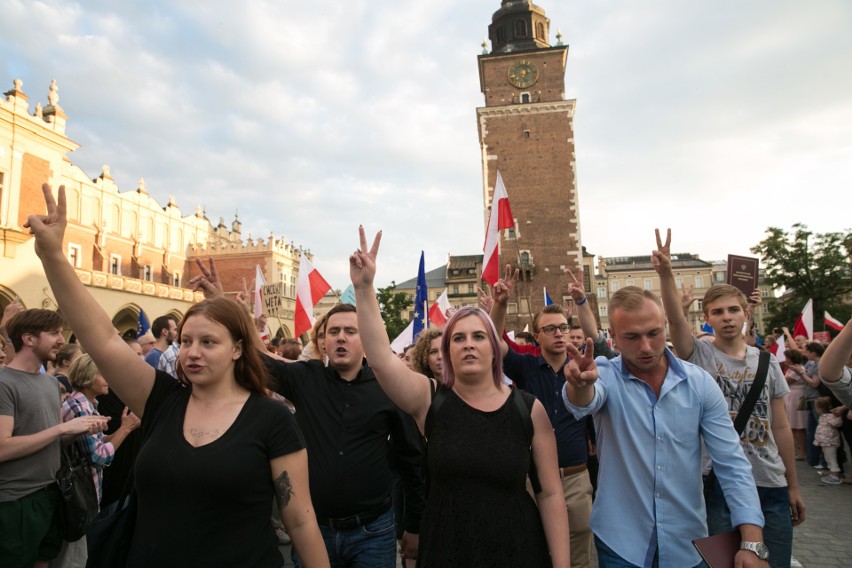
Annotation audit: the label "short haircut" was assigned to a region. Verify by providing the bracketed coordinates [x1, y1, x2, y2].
[532, 304, 565, 333]
[5, 309, 65, 352]
[702, 284, 747, 316]
[814, 396, 833, 414]
[412, 328, 443, 379]
[326, 303, 356, 320]
[608, 286, 662, 317]
[55, 343, 82, 368]
[68, 354, 100, 390]
[151, 315, 177, 339]
[514, 331, 534, 344]
[805, 342, 825, 357]
[279, 338, 302, 360]
[569, 325, 583, 332]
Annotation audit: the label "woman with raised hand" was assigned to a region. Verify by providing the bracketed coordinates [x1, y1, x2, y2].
[25, 183, 329, 568]
[349, 227, 569, 568]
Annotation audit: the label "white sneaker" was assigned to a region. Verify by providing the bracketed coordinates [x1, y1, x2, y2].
[814, 464, 826, 470]
[821, 474, 842, 485]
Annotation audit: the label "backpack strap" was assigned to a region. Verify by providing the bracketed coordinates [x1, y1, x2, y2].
[511, 388, 542, 494]
[733, 350, 770, 435]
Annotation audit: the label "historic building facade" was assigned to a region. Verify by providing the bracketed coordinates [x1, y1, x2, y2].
[477, 1, 582, 330]
[0, 78, 308, 339]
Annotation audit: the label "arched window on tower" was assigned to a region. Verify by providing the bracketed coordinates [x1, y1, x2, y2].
[514, 20, 528, 38]
[496, 27, 505, 45]
[536, 22, 545, 40]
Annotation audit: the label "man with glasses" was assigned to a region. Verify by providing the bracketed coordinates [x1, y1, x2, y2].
[491, 269, 593, 568]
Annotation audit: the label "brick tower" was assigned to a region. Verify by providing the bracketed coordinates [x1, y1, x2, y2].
[477, 1, 582, 331]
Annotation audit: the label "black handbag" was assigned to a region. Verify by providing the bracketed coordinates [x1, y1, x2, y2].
[86, 491, 137, 567]
[55, 442, 99, 542]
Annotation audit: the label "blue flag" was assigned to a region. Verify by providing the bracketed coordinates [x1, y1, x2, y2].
[413, 251, 428, 340]
[137, 309, 151, 338]
[339, 284, 356, 306]
[701, 322, 714, 335]
[544, 287, 553, 306]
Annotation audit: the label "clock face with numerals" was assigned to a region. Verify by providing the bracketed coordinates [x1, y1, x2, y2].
[508, 60, 539, 89]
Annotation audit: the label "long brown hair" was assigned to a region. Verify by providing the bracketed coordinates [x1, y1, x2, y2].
[175, 298, 270, 396]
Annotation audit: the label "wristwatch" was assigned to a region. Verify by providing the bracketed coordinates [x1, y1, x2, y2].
[740, 541, 769, 560]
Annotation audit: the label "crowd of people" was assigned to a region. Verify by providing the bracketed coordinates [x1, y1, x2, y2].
[0, 184, 850, 568]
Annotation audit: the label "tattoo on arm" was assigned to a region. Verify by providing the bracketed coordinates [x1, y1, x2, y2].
[274, 470, 293, 511]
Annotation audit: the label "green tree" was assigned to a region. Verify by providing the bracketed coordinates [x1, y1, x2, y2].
[751, 224, 852, 336]
[377, 281, 413, 340]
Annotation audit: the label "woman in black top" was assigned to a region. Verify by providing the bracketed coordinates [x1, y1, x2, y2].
[26, 183, 329, 568]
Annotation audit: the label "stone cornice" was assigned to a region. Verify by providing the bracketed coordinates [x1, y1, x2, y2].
[476, 99, 575, 119]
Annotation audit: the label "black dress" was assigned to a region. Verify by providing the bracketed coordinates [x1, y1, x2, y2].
[417, 387, 552, 567]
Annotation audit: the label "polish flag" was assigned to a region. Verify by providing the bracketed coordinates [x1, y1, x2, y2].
[792, 299, 813, 340]
[428, 289, 451, 328]
[294, 255, 332, 338]
[774, 335, 786, 363]
[482, 171, 515, 286]
[825, 311, 845, 332]
[390, 321, 414, 354]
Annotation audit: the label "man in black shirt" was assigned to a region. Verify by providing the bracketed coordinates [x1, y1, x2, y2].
[266, 304, 424, 568]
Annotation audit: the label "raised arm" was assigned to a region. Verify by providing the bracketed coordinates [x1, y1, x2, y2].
[562, 339, 599, 408]
[566, 268, 597, 342]
[652, 228, 695, 359]
[487, 265, 518, 358]
[820, 318, 852, 382]
[25, 184, 154, 417]
[350, 227, 432, 427]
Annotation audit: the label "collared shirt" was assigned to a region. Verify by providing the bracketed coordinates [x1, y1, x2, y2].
[562, 350, 764, 568]
[157, 341, 180, 377]
[265, 358, 425, 532]
[503, 349, 587, 468]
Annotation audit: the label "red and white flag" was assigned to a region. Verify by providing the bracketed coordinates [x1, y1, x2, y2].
[482, 171, 515, 286]
[294, 255, 332, 338]
[825, 310, 844, 332]
[428, 289, 451, 327]
[792, 299, 813, 340]
[774, 335, 786, 363]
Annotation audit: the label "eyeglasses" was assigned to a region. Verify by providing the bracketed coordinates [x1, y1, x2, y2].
[538, 324, 569, 336]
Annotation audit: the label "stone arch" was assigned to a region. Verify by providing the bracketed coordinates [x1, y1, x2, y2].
[113, 303, 144, 339]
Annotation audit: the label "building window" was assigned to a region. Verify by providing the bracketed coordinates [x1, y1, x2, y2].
[453, 285, 459, 295]
[696, 300, 703, 312]
[142, 265, 153, 281]
[508, 302, 518, 315]
[626, 279, 634, 287]
[599, 305, 608, 317]
[675, 277, 683, 289]
[507, 227, 516, 239]
[521, 94, 531, 104]
[536, 22, 545, 39]
[514, 19, 528, 38]
[173, 273, 182, 288]
[695, 275, 704, 289]
[519, 251, 532, 268]
[68, 243, 82, 268]
[643, 278, 652, 291]
[467, 284, 474, 294]
[468, 268, 476, 275]
[496, 27, 505, 45]
[109, 254, 121, 275]
[610, 280, 619, 292]
[597, 287, 607, 299]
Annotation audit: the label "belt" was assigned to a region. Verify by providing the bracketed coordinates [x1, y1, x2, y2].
[559, 463, 588, 477]
[317, 496, 392, 531]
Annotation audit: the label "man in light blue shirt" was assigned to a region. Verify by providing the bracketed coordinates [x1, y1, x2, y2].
[562, 286, 768, 568]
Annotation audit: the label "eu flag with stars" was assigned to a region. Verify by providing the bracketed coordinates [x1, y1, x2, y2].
[413, 251, 428, 341]
[136, 309, 151, 338]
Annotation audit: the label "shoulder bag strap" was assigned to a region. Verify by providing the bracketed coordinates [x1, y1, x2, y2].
[733, 350, 770, 435]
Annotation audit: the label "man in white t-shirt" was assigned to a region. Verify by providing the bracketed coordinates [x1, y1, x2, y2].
[653, 229, 805, 568]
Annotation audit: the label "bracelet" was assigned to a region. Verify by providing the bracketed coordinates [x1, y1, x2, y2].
[576, 296, 587, 306]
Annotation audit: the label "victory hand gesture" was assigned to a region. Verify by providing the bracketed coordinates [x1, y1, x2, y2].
[350, 226, 381, 288]
[564, 339, 598, 388]
[566, 268, 586, 303]
[24, 183, 67, 259]
[493, 264, 519, 305]
[189, 257, 225, 299]
[651, 228, 673, 275]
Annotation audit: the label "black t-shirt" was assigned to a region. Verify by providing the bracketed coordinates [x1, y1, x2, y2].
[128, 371, 305, 567]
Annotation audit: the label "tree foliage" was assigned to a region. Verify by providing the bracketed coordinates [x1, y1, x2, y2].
[751, 224, 851, 335]
[376, 281, 413, 340]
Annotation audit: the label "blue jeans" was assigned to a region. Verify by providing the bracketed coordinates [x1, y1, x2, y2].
[706, 482, 792, 568]
[293, 507, 396, 568]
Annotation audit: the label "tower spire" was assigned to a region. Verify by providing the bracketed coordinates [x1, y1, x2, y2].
[488, 1, 551, 53]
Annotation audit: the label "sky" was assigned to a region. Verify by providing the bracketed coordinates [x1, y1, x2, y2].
[2, 0, 850, 290]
